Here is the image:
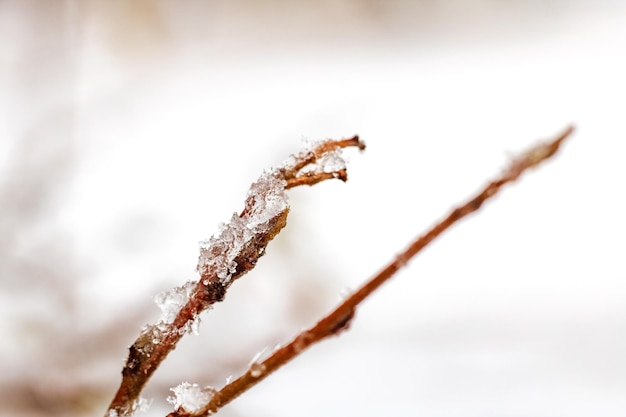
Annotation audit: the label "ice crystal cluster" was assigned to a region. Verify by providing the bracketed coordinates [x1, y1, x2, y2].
[154, 281, 197, 324]
[310, 148, 346, 173]
[196, 170, 288, 284]
[151, 281, 201, 336]
[286, 140, 348, 174]
[105, 397, 151, 417]
[167, 382, 215, 413]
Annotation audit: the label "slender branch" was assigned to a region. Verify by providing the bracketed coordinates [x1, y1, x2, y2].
[173, 125, 574, 417]
[105, 136, 365, 417]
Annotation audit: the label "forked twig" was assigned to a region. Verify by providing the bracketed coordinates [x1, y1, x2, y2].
[105, 136, 364, 417]
[166, 125, 574, 417]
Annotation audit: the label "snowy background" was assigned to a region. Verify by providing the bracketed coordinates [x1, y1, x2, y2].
[1, 1, 625, 416]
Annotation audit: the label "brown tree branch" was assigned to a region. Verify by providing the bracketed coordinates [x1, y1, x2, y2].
[169, 125, 574, 417]
[105, 136, 365, 417]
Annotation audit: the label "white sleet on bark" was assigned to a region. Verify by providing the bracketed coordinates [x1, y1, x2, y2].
[245, 170, 288, 228]
[145, 281, 201, 343]
[292, 140, 348, 174]
[196, 143, 348, 286]
[106, 397, 151, 417]
[154, 281, 196, 324]
[196, 170, 288, 285]
[167, 382, 215, 412]
[317, 148, 347, 173]
[148, 170, 288, 344]
[132, 397, 152, 415]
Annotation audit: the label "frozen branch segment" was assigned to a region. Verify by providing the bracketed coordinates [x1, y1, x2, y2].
[281, 135, 364, 189]
[196, 170, 288, 285]
[105, 397, 151, 417]
[291, 140, 348, 174]
[155, 282, 198, 324]
[196, 135, 365, 286]
[106, 136, 364, 417]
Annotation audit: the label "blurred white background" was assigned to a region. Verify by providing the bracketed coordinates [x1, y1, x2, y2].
[1, 1, 625, 416]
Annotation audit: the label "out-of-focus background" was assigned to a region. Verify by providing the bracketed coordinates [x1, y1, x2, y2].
[1, 1, 625, 416]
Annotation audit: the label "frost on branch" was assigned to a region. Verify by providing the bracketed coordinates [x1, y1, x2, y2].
[155, 282, 197, 325]
[167, 382, 216, 413]
[196, 170, 288, 285]
[105, 397, 151, 417]
[107, 136, 364, 417]
[286, 140, 348, 175]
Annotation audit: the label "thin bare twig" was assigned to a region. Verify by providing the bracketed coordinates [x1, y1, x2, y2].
[173, 125, 574, 417]
[105, 136, 365, 417]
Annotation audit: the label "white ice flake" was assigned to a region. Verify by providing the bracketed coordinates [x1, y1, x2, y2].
[283, 139, 347, 174]
[245, 170, 288, 228]
[196, 169, 288, 284]
[197, 214, 246, 284]
[106, 397, 152, 417]
[154, 281, 196, 324]
[189, 314, 201, 335]
[167, 382, 215, 412]
[131, 397, 152, 415]
[318, 148, 346, 173]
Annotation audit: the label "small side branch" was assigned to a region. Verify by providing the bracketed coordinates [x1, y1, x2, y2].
[175, 125, 574, 417]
